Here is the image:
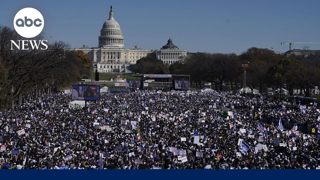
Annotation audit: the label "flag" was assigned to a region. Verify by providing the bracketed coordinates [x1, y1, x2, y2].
[258, 123, 264, 131]
[299, 105, 306, 114]
[131, 121, 137, 130]
[264, 130, 268, 139]
[278, 118, 284, 132]
[31, 113, 37, 121]
[232, 123, 236, 132]
[99, 153, 103, 169]
[239, 140, 250, 154]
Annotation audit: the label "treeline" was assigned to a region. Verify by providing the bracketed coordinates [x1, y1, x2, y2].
[0, 26, 92, 110]
[133, 47, 320, 96]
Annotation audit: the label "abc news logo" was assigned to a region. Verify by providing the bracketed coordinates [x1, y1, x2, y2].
[11, 7, 48, 50]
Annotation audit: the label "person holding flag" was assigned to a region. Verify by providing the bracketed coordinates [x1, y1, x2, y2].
[99, 153, 103, 169]
[239, 140, 250, 154]
[278, 118, 284, 132]
[258, 123, 264, 132]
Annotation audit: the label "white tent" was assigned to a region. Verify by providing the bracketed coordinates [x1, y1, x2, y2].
[201, 88, 216, 93]
[274, 88, 289, 95]
[100, 86, 109, 93]
[64, 89, 72, 95]
[68, 100, 85, 109]
[238, 87, 260, 95]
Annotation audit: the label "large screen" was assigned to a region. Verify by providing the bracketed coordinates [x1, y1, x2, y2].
[175, 80, 190, 90]
[127, 80, 141, 88]
[72, 85, 100, 100]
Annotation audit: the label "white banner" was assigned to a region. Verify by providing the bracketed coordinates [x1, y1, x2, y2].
[194, 136, 199, 144]
[17, 129, 25, 136]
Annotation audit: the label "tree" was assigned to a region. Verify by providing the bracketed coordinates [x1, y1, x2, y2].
[133, 57, 169, 74]
[239, 47, 284, 93]
[181, 53, 211, 88]
[300, 58, 320, 96]
[211, 53, 240, 91]
[71, 50, 92, 78]
[169, 62, 184, 74]
[0, 25, 90, 110]
[267, 57, 306, 96]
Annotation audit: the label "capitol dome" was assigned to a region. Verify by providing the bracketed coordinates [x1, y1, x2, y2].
[99, 6, 124, 48]
[161, 38, 179, 50]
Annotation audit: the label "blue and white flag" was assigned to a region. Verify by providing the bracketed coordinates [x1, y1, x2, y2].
[278, 118, 284, 132]
[60, 165, 68, 169]
[240, 141, 250, 154]
[299, 105, 307, 114]
[131, 122, 137, 130]
[31, 113, 37, 121]
[64, 155, 72, 161]
[232, 123, 236, 132]
[264, 130, 268, 139]
[99, 153, 103, 169]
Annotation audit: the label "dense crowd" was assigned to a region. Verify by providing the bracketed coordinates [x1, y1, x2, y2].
[0, 89, 320, 169]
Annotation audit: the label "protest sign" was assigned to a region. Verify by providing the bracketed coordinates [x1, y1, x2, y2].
[0, 145, 6, 152]
[134, 159, 143, 165]
[196, 152, 203, 157]
[17, 129, 25, 136]
[194, 136, 200, 144]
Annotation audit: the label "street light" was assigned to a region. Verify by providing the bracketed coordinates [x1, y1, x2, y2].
[242, 62, 249, 94]
[11, 86, 14, 109]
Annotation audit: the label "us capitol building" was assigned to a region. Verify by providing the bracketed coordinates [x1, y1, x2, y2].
[74, 6, 188, 73]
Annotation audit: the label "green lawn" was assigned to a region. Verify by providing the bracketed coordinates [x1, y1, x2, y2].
[90, 73, 116, 80]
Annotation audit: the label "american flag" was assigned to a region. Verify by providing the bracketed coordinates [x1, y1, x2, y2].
[258, 123, 264, 131]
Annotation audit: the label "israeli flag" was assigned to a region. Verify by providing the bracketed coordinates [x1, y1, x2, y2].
[131, 122, 137, 130]
[99, 153, 103, 169]
[299, 105, 306, 114]
[240, 141, 250, 154]
[278, 118, 284, 132]
[232, 124, 236, 132]
[264, 130, 268, 139]
[31, 113, 37, 121]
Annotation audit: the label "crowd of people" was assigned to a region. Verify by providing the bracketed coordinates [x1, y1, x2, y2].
[0, 89, 320, 169]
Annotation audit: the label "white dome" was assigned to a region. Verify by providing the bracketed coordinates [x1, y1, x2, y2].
[98, 6, 124, 48]
[102, 19, 120, 29]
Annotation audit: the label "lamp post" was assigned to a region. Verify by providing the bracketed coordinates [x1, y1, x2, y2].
[242, 63, 249, 94]
[11, 86, 14, 110]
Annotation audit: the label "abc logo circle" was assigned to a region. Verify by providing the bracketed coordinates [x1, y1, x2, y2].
[13, 7, 44, 38]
